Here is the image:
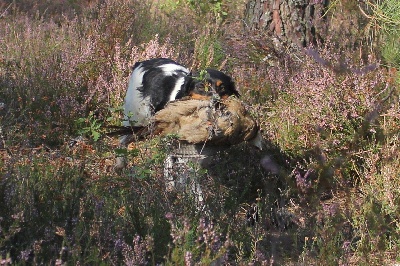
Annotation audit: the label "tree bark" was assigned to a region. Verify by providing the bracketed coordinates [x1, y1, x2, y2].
[245, 0, 329, 48]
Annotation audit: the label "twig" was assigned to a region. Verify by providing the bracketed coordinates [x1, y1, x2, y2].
[0, 3, 12, 19]
[0, 124, 5, 149]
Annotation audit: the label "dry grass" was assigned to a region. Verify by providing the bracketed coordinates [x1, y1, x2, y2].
[0, 0, 399, 264]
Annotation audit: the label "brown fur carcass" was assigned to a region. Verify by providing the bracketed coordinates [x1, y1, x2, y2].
[152, 98, 262, 148]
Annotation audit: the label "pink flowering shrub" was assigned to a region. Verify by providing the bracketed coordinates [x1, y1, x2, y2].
[0, 0, 399, 265]
[0, 0, 180, 146]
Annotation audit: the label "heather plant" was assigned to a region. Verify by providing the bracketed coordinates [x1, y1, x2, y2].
[0, 0, 179, 147]
[0, 136, 175, 264]
[231, 28, 399, 263]
[158, 0, 228, 24]
[254, 43, 389, 177]
[1, 0, 400, 265]
[347, 84, 400, 264]
[191, 27, 226, 70]
[185, 0, 228, 22]
[165, 215, 231, 265]
[154, 0, 233, 70]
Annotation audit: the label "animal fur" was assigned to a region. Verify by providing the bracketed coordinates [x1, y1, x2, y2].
[111, 98, 261, 148]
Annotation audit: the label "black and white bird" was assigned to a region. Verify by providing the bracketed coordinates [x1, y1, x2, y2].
[122, 58, 239, 129]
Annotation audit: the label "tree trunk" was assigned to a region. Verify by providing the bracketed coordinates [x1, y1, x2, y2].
[244, 0, 329, 48]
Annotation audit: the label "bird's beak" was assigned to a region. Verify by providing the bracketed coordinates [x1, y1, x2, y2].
[248, 131, 264, 150]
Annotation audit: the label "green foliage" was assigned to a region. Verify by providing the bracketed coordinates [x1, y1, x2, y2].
[1, 0, 400, 265]
[186, 0, 228, 20]
[75, 112, 103, 141]
[362, 0, 400, 68]
[0, 138, 174, 264]
[364, 0, 400, 33]
[381, 32, 400, 67]
[192, 27, 225, 69]
[159, 0, 228, 21]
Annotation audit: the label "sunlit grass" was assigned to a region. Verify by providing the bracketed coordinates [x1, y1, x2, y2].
[0, 0, 399, 264]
